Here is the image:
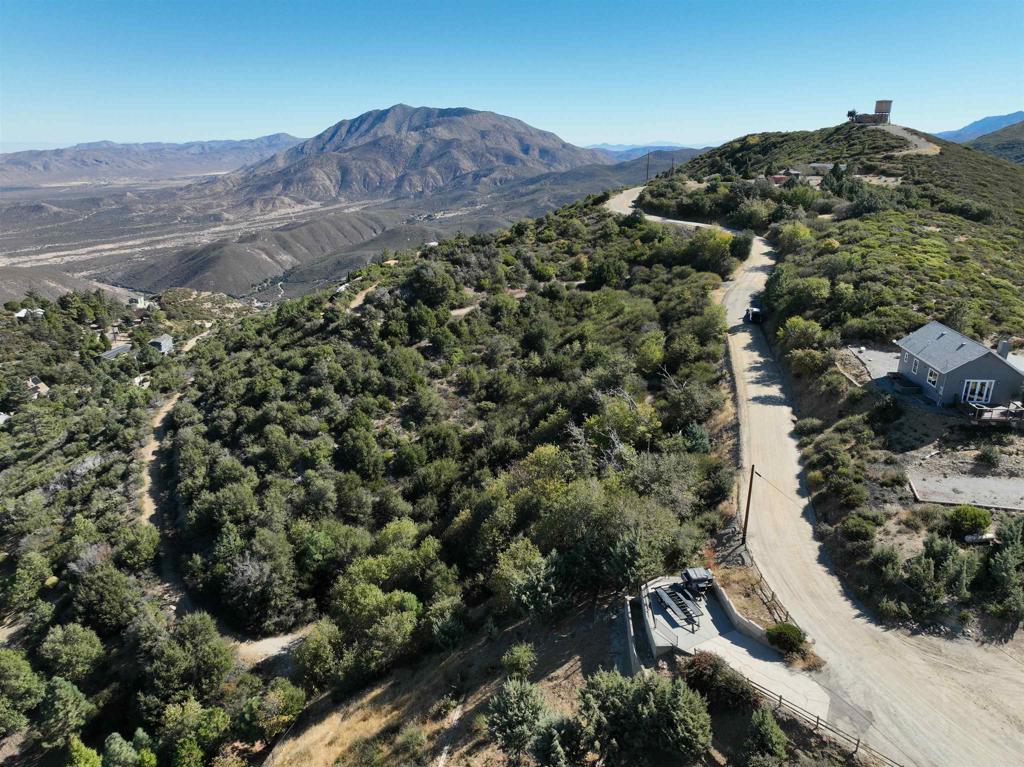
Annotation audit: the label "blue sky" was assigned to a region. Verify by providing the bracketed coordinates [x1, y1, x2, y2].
[1, 0, 1021, 150]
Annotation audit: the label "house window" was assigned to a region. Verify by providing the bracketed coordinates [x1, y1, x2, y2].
[912, 358, 919, 374]
[903, 351, 909, 362]
[927, 368, 938, 387]
[961, 379, 995, 404]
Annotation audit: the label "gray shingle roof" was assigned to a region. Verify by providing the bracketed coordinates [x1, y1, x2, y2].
[896, 321, 990, 373]
[101, 343, 133, 360]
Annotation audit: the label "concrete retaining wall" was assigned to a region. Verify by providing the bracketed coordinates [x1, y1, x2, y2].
[639, 584, 665, 657]
[712, 580, 770, 646]
[623, 596, 641, 676]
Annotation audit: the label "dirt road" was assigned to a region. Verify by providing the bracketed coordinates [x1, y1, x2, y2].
[606, 187, 1024, 766]
[136, 392, 182, 525]
[875, 124, 941, 156]
[134, 329, 307, 665]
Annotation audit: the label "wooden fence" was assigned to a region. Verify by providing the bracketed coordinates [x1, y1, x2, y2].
[745, 677, 904, 767]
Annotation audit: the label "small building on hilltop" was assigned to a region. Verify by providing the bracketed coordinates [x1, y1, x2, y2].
[850, 100, 893, 125]
[895, 321, 1024, 407]
[148, 334, 174, 355]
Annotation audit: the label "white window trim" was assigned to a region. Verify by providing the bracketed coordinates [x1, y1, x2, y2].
[961, 379, 995, 404]
[926, 368, 938, 387]
[903, 351, 909, 362]
[911, 358, 919, 374]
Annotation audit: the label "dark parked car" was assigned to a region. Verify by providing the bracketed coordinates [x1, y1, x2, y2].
[744, 307, 764, 323]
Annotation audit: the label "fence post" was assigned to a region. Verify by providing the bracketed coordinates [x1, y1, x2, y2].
[814, 714, 819, 730]
[778, 693, 783, 707]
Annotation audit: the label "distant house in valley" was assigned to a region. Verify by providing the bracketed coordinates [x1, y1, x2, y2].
[807, 162, 846, 175]
[25, 376, 50, 399]
[14, 307, 45, 321]
[895, 321, 1024, 407]
[148, 334, 174, 355]
[128, 296, 149, 310]
[101, 343, 134, 360]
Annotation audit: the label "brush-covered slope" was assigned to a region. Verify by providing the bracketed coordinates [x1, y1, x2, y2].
[639, 122, 1024, 339]
[206, 104, 613, 205]
[0, 133, 304, 185]
[682, 122, 909, 178]
[966, 120, 1024, 164]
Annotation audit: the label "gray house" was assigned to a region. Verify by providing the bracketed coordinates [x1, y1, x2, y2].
[895, 321, 1024, 407]
[148, 334, 174, 355]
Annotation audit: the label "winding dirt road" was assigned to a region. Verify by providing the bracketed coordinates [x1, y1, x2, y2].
[605, 187, 1024, 766]
[135, 330, 309, 666]
[874, 124, 942, 157]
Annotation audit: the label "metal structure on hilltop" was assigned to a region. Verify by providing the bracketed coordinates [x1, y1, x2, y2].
[851, 100, 893, 125]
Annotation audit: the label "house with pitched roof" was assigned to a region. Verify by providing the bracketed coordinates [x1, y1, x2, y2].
[895, 321, 1024, 407]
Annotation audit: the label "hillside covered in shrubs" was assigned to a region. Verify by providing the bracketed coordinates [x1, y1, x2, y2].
[171, 197, 738, 677]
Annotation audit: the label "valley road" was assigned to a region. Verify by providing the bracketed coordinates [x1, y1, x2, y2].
[606, 187, 1024, 766]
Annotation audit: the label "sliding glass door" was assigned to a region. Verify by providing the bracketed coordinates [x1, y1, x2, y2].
[961, 379, 994, 404]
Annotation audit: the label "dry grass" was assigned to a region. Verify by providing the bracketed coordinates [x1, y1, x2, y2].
[713, 566, 778, 629]
[266, 599, 618, 767]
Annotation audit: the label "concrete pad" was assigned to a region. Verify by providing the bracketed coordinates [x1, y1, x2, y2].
[851, 346, 900, 381]
[908, 471, 1024, 511]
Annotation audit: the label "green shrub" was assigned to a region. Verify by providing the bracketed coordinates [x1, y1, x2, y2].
[430, 693, 459, 721]
[765, 623, 805, 655]
[488, 679, 549, 761]
[840, 515, 876, 542]
[501, 643, 537, 679]
[793, 417, 824, 435]
[394, 724, 428, 754]
[746, 706, 788, 762]
[878, 597, 912, 622]
[945, 505, 992, 538]
[678, 651, 757, 709]
[977, 445, 1001, 468]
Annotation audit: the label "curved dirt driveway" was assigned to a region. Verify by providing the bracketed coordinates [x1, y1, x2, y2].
[134, 330, 308, 666]
[606, 187, 1024, 766]
[874, 124, 941, 156]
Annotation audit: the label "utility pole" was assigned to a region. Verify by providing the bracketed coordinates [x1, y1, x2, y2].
[741, 464, 756, 544]
[645, 152, 651, 182]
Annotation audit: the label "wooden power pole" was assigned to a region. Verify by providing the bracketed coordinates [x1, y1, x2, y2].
[645, 152, 651, 182]
[741, 464, 756, 544]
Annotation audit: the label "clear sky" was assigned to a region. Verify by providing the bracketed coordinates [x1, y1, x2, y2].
[1, 0, 1022, 151]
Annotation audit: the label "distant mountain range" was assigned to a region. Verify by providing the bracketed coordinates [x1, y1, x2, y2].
[198, 105, 613, 208]
[967, 120, 1024, 164]
[0, 133, 305, 185]
[936, 111, 1024, 143]
[588, 142, 697, 161]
